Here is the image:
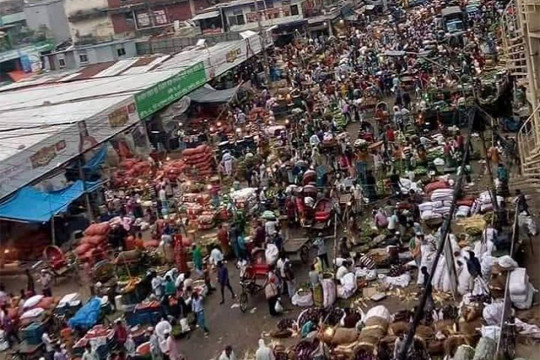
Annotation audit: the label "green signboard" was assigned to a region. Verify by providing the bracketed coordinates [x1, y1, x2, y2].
[135, 61, 207, 119]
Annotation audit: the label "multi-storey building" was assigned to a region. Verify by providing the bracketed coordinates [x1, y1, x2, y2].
[502, 0, 540, 181]
[106, 0, 210, 37]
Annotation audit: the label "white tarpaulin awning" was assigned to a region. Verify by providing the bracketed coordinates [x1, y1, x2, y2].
[192, 11, 220, 21]
[188, 84, 240, 103]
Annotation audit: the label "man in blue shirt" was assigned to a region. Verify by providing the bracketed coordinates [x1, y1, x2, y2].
[217, 261, 236, 305]
[191, 292, 209, 336]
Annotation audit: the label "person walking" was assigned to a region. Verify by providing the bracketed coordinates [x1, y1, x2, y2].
[164, 331, 182, 360]
[282, 255, 296, 299]
[2, 310, 19, 348]
[218, 345, 237, 360]
[313, 233, 329, 269]
[148, 328, 163, 360]
[191, 245, 203, 276]
[255, 339, 275, 360]
[40, 269, 53, 297]
[264, 268, 280, 316]
[217, 261, 236, 304]
[82, 344, 98, 360]
[515, 189, 530, 215]
[191, 292, 209, 336]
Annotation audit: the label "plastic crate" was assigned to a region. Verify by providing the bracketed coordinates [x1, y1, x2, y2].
[23, 322, 44, 345]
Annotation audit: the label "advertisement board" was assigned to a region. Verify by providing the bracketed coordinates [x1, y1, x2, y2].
[135, 62, 207, 119]
[0, 98, 140, 202]
[203, 32, 272, 80]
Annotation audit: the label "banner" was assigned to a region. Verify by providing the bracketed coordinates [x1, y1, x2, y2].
[203, 32, 272, 80]
[0, 98, 140, 202]
[135, 62, 207, 119]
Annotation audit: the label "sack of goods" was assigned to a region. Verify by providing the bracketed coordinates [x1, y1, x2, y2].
[509, 267, 537, 309]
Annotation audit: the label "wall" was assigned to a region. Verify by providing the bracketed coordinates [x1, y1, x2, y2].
[46, 40, 136, 69]
[136, 32, 242, 54]
[64, 0, 115, 41]
[108, 0, 210, 36]
[74, 41, 136, 66]
[23, 0, 71, 43]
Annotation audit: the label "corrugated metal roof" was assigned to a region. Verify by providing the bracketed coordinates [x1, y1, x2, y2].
[93, 59, 140, 78]
[191, 10, 220, 21]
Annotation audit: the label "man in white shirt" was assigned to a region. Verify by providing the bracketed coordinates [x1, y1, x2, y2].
[218, 345, 237, 360]
[209, 247, 224, 267]
[309, 134, 321, 147]
[336, 261, 351, 282]
[151, 274, 163, 299]
[81, 344, 98, 360]
[155, 318, 172, 344]
[42, 331, 54, 358]
[387, 211, 398, 231]
[265, 218, 278, 238]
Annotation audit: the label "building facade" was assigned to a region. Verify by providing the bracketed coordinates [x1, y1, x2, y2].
[106, 0, 210, 38]
[64, 0, 115, 44]
[23, 0, 71, 43]
[502, 0, 540, 181]
[45, 39, 137, 70]
[193, 0, 306, 34]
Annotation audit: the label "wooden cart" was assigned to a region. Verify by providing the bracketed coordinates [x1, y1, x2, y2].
[283, 237, 311, 263]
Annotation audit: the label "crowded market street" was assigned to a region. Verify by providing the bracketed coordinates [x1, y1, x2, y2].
[0, 0, 539, 359]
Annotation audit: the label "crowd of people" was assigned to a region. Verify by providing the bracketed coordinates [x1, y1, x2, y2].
[0, 0, 536, 358]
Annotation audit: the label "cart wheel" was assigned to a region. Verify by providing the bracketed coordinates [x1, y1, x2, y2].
[239, 291, 248, 312]
[300, 245, 309, 264]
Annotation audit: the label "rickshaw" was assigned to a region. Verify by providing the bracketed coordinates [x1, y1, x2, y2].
[41, 246, 79, 284]
[300, 197, 334, 230]
[238, 248, 270, 312]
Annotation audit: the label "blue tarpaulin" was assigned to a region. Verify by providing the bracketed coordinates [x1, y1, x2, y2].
[68, 297, 102, 330]
[0, 180, 102, 223]
[83, 146, 107, 173]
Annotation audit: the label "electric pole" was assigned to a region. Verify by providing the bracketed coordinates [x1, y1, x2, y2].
[253, 0, 271, 83]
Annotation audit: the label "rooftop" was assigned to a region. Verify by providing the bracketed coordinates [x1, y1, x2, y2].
[0, 32, 268, 199]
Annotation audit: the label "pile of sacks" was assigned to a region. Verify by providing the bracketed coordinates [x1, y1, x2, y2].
[471, 191, 503, 214]
[182, 144, 215, 177]
[75, 222, 110, 264]
[419, 180, 453, 220]
[160, 159, 186, 181]
[398, 178, 423, 195]
[111, 159, 152, 187]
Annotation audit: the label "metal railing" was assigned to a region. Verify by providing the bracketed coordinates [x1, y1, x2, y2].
[496, 203, 520, 359]
[517, 103, 540, 173]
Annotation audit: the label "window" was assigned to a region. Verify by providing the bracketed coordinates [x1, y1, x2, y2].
[136, 11, 151, 28]
[283, 6, 291, 16]
[58, 57, 66, 68]
[154, 9, 168, 25]
[124, 13, 134, 25]
[117, 47, 126, 56]
[290, 4, 299, 15]
[228, 13, 245, 26]
[264, 0, 274, 8]
[79, 51, 88, 63]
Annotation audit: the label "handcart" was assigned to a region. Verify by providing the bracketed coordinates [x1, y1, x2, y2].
[283, 237, 311, 263]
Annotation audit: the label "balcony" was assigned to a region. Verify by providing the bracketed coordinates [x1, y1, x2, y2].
[522, 0, 540, 5]
[68, 8, 108, 22]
